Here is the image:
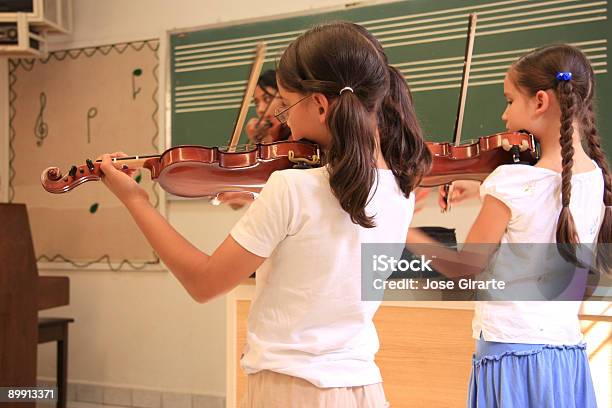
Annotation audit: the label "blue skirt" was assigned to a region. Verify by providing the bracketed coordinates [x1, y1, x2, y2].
[468, 339, 598, 408]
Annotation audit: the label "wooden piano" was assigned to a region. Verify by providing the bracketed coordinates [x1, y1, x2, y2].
[0, 203, 69, 408]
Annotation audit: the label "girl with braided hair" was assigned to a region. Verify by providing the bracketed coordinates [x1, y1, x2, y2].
[412, 44, 608, 407]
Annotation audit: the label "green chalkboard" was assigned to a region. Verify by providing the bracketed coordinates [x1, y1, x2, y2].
[170, 0, 610, 161]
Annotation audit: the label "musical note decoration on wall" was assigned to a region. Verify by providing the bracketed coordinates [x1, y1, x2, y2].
[132, 68, 142, 99]
[86, 107, 97, 143]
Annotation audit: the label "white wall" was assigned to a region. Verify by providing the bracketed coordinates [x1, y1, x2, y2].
[47, 0, 357, 50]
[37, 201, 244, 396]
[1, 0, 483, 397]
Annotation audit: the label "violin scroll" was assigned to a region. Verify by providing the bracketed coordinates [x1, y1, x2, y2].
[41, 157, 146, 194]
[41, 160, 103, 194]
[45, 167, 62, 182]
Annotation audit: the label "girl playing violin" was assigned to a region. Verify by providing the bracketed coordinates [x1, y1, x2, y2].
[245, 69, 291, 144]
[99, 21, 430, 407]
[410, 44, 610, 407]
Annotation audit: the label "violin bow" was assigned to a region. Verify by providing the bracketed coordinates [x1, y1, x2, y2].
[227, 42, 267, 152]
[444, 13, 477, 212]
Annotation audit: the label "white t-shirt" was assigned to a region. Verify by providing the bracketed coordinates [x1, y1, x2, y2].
[473, 162, 605, 345]
[230, 166, 415, 387]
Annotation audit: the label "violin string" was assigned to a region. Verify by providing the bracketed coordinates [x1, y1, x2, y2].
[94, 153, 160, 163]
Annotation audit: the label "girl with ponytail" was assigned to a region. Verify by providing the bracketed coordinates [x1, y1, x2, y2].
[412, 44, 607, 407]
[98, 21, 430, 407]
[275, 22, 430, 228]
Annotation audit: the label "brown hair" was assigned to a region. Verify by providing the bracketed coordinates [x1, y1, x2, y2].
[277, 22, 431, 228]
[511, 44, 611, 271]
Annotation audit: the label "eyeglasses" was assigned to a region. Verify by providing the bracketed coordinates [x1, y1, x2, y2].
[274, 95, 310, 124]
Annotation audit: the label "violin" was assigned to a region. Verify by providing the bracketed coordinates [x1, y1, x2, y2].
[421, 130, 540, 187]
[40, 132, 536, 197]
[41, 42, 321, 198]
[41, 141, 320, 197]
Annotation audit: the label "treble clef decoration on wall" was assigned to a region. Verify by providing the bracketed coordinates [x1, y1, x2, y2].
[34, 92, 49, 147]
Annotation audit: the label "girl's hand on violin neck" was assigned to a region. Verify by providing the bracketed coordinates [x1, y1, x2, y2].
[98, 152, 149, 207]
[437, 180, 481, 210]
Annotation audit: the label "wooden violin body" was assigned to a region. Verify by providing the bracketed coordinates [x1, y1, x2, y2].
[41, 140, 321, 197]
[421, 130, 539, 187]
[154, 142, 318, 197]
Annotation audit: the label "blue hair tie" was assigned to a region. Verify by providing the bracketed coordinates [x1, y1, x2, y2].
[556, 72, 572, 81]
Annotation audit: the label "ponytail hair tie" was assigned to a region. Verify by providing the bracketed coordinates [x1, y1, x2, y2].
[556, 72, 573, 81]
[339, 86, 354, 95]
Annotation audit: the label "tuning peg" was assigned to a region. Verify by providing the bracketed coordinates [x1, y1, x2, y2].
[86, 159, 95, 172]
[68, 165, 78, 178]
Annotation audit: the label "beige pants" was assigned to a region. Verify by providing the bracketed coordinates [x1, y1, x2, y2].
[240, 370, 390, 408]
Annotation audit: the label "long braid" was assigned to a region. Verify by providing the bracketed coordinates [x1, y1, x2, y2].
[555, 81, 580, 264]
[582, 101, 612, 273]
[512, 44, 610, 274]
